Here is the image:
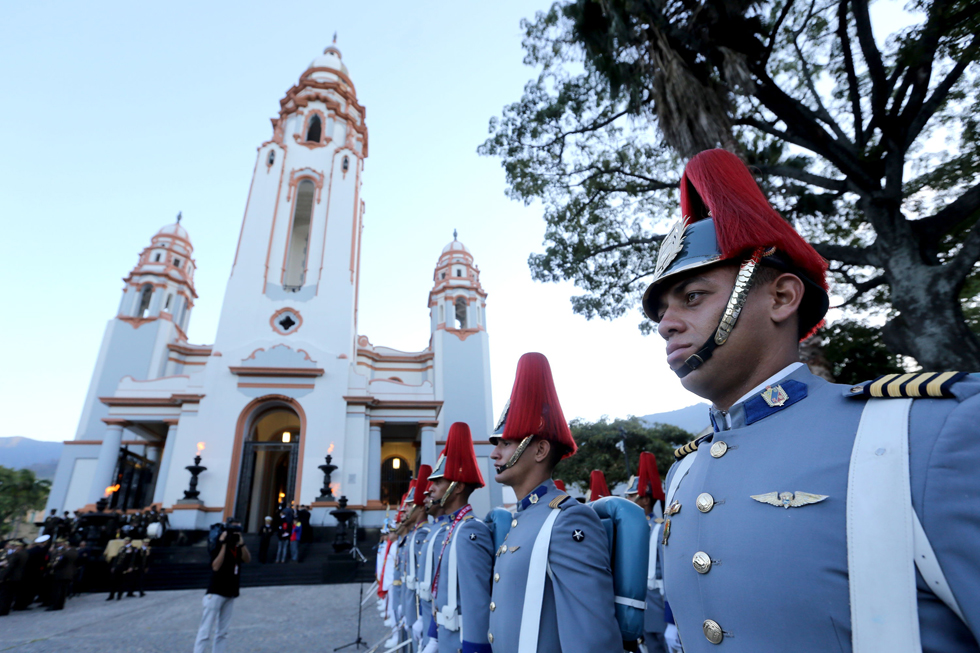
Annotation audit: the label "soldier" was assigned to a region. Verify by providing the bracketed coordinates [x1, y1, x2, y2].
[417, 471, 450, 653]
[644, 148, 980, 651]
[0, 540, 27, 616]
[47, 540, 77, 611]
[488, 352, 622, 652]
[107, 537, 135, 600]
[624, 452, 667, 653]
[406, 464, 433, 652]
[427, 422, 494, 653]
[132, 540, 150, 597]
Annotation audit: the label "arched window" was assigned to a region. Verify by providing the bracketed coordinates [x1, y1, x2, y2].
[306, 115, 322, 143]
[163, 294, 173, 312]
[284, 180, 315, 288]
[455, 297, 467, 329]
[135, 284, 153, 317]
[267, 150, 275, 166]
[342, 156, 349, 172]
[380, 456, 412, 506]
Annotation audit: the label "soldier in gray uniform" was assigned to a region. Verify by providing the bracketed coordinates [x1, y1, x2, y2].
[418, 495, 450, 653]
[428, 422, 494, 653]
[405, 464, 434, 653]
[488, 352, 622, 653]
[625, 452, 667, 653]
[644, 148, 980, 652]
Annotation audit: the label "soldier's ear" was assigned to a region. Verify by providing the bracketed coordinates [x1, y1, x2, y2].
[532, 438, 552, 464]
[768, 272, 804, 328]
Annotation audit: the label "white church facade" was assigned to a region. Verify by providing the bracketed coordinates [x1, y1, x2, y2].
[46, 45, 502, 531]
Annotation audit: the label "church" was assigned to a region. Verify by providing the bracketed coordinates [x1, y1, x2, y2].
[45, 44, 503, 531]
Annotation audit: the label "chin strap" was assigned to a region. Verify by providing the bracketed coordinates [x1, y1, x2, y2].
[497, 435, 535, 471]
[439, 481, 458, 507]
[675, 247, 767, 379]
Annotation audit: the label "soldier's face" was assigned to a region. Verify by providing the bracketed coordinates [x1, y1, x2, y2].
[490, 438, 535, 485]
[428, 478, 451, 503]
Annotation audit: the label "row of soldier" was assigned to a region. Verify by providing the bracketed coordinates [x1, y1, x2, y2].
[40, 505, 170, 544]
[0, 534, 151, 616]
[371, 149, 980, 653]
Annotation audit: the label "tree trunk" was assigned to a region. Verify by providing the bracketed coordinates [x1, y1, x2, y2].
[882, 260, 980, 371]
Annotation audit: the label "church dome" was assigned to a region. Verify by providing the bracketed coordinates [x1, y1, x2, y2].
[442, 237, 470, 255]
[156, 221, 190, 243]
[309, 45, 349, 76]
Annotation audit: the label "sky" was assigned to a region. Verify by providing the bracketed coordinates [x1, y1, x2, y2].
[0, 1, 715, 443]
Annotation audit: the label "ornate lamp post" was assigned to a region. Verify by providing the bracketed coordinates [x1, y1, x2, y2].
[330, 496, 356, 553]
[316, 455, 338, 502]
[177, 454, 207, 505]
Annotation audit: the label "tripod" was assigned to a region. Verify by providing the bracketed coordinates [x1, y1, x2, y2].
[335, 580, 369, 651]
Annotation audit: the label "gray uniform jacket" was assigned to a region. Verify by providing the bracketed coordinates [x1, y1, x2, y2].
[433, 507, 494, 653]
[663, 366, 980, 652]
[406, 520, 432, 627]
[645, 515, 666, 636]
[488, 480, 621, 653]
[420, 516, 451, 647]
[392, 537, 404, 618]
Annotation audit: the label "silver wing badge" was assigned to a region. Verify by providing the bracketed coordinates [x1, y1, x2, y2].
[751, 491, 828, 509]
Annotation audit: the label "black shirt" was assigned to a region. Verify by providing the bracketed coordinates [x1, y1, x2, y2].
[207, 542, 242, 598]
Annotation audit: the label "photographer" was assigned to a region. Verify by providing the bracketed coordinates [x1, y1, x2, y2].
[194, 517, 250, 653]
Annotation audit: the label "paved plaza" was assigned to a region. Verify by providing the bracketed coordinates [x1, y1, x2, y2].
[0, 584, 390, 653]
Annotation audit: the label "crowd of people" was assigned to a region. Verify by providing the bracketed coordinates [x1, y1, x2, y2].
[254, 502, 313, 564]
[368, 149, 980, 653]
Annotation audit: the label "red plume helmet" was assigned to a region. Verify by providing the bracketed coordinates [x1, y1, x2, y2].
[441, 422, 485, 487]
[553, 479, 567, 492]
[414, 464, 432, 506]
[589, 470, 611, 503]
[500, 353, 577, 457]
[637, 452, 665, 502]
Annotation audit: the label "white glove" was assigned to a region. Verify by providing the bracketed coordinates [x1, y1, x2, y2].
[421, 638, 439, 653]
[664, 624, 682, 653]
[384, 616, 395, 628]
[412, 617, 424, 642]
[396, 604, 403, 621]
[384, 633, 400, 649]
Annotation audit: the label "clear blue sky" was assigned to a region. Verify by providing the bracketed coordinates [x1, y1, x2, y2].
[0, 1, 713, 442]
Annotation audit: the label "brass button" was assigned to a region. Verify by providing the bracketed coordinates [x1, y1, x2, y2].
[696, 493, 715, 513]
[511, 519, 518, 528]
[703, 619, 723, 644]
[710, 441, 728, 458]
[488, 633, 494, 644]
[489, 601, 495, 612]
[494, 573, 500, 583]
[693, 551, 712, 574]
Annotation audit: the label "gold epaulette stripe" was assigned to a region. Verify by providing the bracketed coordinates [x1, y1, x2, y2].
[549, 494, 570, 509]
[674, 439, 700, 460]
[864, 371, 965, 398]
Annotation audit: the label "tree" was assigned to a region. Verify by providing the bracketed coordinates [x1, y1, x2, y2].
[554, 416, 692, 493]
[480, 0, 980, 371]
[0, 466, 50, 537]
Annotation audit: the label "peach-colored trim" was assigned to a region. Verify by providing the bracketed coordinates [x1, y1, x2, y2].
[242, 345, 315, 363]
[314, 148, 340, 295]
[119, 374, 190, 383]
[121, 440, 152, 446]
[170, 504, 225, 512]
[262, 152, 289, 294]
[102, 418, 129, 426]
[369, 420, 385, 427]
[356, 363, 433, 373]
[355, 347, 434, 363]
[99, 394, 204, 407]
[224, 395, 307, 520]
[369, 377, 424, 387]
[293, 108, 331, 149]
[163, 419, 179, 426]
[229, 366, 324, 377]
[418, 420, 439, 427]
[285, 168, 325, 204]
[236, 382, 316, 389]
[64, 440, 103, 445]
[354, 199, 364, 329]
[168, 357, 206, 365]
[269, 307, 303, 335]
[343, 396, 444, 410]
[349, 159, 361, 282]
[279, 171, 324, 287]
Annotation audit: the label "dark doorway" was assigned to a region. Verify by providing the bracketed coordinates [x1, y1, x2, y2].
[380, 456, 412, 506]
[108, 449, 157, 511]
[234, 407, 301, 532]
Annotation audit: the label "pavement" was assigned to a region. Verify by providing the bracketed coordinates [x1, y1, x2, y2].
[0, 584, 392, 652]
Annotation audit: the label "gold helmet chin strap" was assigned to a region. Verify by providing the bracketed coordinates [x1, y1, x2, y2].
[676, 247, 768, 378]
[497, 434, 535, 471]
[439, 481, 459, 507]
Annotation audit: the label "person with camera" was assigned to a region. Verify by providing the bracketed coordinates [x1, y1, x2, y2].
[194, 517, 250, 653]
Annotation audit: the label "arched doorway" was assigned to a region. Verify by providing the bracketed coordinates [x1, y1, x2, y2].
[380, 456, 412, 506]
[233, 404, 301, 532]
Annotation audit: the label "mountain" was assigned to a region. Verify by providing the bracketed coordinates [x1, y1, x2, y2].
[640, 403, 711, 436]
[0, 437, 63, 479]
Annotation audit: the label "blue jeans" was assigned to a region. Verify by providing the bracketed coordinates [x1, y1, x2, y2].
[289, 540, 299, 561]
[276, 540, 288, 562]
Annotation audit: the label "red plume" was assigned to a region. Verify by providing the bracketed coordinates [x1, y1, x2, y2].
[680, 149, 828, 294]
[553, 479, 566, 492]
[589, 470, 611, 503]
[637, 452, 665, 502]
[414, 465, 432, 506]
[443, 422, 485, 487]
[502, 353, 577, 457]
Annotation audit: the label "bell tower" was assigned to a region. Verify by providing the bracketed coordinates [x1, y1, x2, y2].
[214, 43, 368, 356]
[428, 233, 494, 435]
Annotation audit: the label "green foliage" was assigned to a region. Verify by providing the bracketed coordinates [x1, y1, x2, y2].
[554, 416, 691, 493]
[0, 466, 50, 536]
[481, 0, 980, 367]
[819, 320, 908, 385]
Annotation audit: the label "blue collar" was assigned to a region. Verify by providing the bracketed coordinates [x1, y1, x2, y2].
[517, 481, 556, 512]
[450, 505, 471, 520]
[710, 365, 817, 431]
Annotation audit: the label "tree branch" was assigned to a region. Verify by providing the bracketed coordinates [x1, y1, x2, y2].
[754, 164, 848, 192]
[791, 33, 852, 145]
[764, 0, 797, 62]
[850, 0, 888, 117]
[586, 235, 665, 258]
[811, 241, 876, 266]
[905, 34, 980, 148]
[832, 273, 887, 308]
[544, 109, 630, 150]
[837, 0, 864, 145]
[911, 183, 980, 244]
[947, 221, 980, 281]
